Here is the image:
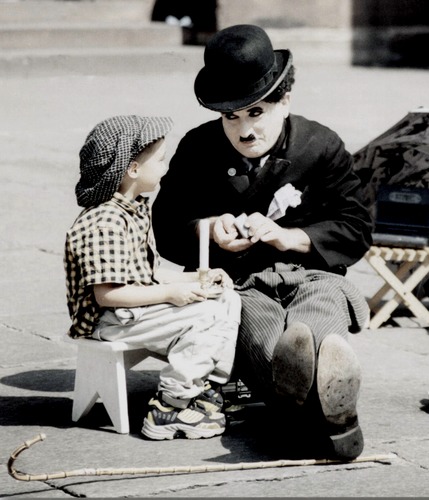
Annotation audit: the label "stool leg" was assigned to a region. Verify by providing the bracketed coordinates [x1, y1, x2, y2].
[72, 346, 130, 434]
[367, 255, 429, 328]
[394, 260, 429, 320]
[368, 261, 412, 311]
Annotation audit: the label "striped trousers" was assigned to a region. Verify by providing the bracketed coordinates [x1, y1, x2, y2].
[234, 263, 369, 399]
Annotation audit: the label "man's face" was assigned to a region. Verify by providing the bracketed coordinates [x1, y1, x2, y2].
[221, 94, 290, 158]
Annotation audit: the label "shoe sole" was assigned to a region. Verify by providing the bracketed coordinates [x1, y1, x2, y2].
[330, 424, 364, 461]
[141, 419, 225, 440]
[272, 322, 316, 405]
[317, 334, 361, 426]
[317, 334, 363, 460]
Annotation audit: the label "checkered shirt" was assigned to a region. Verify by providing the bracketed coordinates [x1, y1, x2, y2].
[64, 192, 160, 338]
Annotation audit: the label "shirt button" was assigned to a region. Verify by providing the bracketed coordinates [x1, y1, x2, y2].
[227, 168, 236, 176]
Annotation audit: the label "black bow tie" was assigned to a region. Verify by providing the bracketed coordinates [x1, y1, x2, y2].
[243, 157, 261, 173]
[228, 157, 263, 193]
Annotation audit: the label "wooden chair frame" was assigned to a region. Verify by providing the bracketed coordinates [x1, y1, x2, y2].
[365, 245, 429, 329]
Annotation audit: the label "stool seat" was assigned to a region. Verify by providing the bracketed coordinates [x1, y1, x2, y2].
[364, 245, 429, 328]
[65, 335, 166, 434]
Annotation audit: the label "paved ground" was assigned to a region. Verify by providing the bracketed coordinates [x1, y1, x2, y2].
[1, 44, 429, 498]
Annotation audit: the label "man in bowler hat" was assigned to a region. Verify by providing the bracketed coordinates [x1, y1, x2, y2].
[152, 24, 373, 459]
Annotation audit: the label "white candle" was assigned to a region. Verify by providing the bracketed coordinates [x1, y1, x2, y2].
[199, 219, 210, 270]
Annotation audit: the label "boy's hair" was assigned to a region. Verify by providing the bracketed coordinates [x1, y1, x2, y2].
[76, 115, 173, 208]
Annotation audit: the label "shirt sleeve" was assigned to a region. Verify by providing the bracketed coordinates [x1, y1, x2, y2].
[77, 225, 129, 287]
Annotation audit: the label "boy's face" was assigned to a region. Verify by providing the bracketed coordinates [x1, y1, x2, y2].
[133, 139, 168, 193]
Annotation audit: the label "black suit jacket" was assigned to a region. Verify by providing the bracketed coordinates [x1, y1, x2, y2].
[152, 114, 373, 280]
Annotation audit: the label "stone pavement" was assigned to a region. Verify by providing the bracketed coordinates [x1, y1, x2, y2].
[1, 43, 429, 498]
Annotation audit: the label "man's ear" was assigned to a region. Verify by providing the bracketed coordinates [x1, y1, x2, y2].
[282, 92, 291, 106]
[281, 92, 291, 117]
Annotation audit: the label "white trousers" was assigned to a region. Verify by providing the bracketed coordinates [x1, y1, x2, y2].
[93, 288, 241, 408]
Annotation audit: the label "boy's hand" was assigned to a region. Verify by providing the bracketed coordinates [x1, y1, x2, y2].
[207, 268, 234, 288]
[168, 282, 209, 306]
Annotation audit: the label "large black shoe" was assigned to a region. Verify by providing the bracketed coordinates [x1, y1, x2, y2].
[272, 322, 316, 405]
[317, 334, 364, 461]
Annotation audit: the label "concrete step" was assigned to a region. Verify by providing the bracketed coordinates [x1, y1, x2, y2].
[270, 27, 353, 66]
[0, 27, 353, 77]
[0, 0, 181, 50]
[0, 0, 351, 29]
[0, 22, 182, 50]
[0, 45, 204, 77]
[0, 1, 353, 76]
[0, 0, 154, 24]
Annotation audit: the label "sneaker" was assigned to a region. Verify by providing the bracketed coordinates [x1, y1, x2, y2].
[272, 322, 316, 405]
[196, 381, 224, 413]
[317, 334, 364, 460]
[141, 395, 226, 440]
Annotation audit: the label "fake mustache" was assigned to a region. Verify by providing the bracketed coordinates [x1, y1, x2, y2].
[240, 134, 256, 143]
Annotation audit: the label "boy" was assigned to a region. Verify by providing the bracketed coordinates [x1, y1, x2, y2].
[64, 115, 241, 440]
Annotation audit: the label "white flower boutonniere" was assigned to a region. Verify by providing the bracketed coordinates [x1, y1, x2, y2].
[267, 183, 302, 220]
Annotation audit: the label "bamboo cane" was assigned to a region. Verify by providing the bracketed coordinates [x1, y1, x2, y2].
[8, 433, 397, 482]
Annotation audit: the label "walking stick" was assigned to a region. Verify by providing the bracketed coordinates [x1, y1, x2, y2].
[8, 433, 397, 482]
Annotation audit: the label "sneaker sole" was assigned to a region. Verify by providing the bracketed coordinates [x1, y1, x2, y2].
[272, 322, 316, 405]
[141, 419, 225, 440]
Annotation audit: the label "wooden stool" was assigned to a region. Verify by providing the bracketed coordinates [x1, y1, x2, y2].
[65, 336, 166, 434]
[364, 245, 429, 329]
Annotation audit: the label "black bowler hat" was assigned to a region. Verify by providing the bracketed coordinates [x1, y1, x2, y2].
[194, 24, 293, 113]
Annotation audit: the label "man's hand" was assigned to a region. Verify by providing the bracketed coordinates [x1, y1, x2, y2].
[245, 212, 311, 252]
[246, 212, 283, 245]
[209, 212, 311, 254]
[212, 213, 254, 252]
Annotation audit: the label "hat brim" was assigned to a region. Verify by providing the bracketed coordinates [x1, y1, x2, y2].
[194, 49, 292, 113]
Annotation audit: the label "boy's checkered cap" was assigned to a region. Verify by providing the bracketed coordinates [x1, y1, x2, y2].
[76, 115, 173, 208]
